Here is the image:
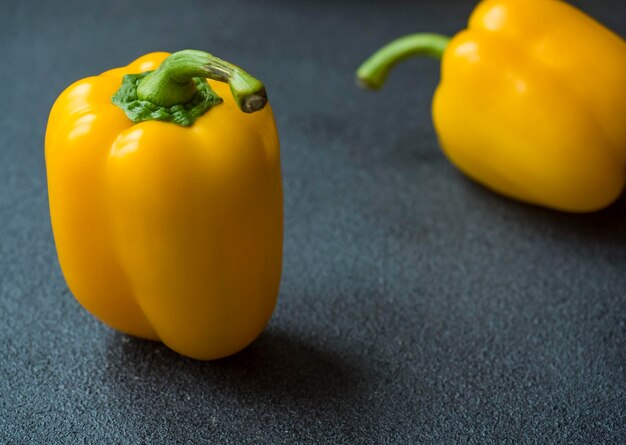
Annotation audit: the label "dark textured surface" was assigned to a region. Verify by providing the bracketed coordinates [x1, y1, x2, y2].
[1, 0, 625, 443]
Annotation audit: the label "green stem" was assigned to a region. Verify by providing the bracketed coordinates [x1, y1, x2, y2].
[137, 49, 267, 113]
[356, 33, 450, 90]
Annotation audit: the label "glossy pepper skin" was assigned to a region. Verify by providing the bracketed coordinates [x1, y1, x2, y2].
[358, 0, 626, 212]
[45, 51, 283, 360]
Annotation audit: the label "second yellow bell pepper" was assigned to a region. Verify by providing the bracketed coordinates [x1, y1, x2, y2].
[46, 50, 283, 360]
[357, 0, 626, 212]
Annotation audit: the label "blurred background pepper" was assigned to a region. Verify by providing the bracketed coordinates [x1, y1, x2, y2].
[358, 0, 626, 212]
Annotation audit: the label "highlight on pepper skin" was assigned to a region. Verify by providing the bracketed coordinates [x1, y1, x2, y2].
[45, 50, 283, 360]
[356, 0, 626, 213]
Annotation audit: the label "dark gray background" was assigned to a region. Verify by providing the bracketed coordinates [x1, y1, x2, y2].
[1, 0, 625, 443]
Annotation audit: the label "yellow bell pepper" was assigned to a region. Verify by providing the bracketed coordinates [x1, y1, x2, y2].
[45, 50, 283, 360]
[357, 0, 626, 212]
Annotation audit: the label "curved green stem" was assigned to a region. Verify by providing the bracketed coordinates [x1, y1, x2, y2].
[356, 33, 450, 90]
[137, 49, 267, 113]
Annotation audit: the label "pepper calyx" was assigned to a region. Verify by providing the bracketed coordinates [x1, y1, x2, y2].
[111, 71, 222, 127]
